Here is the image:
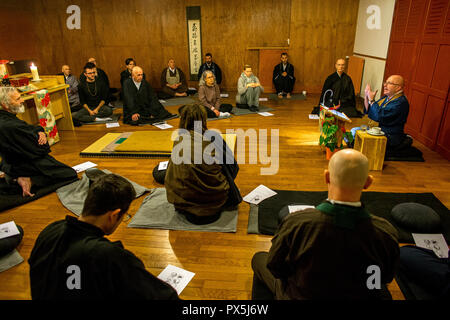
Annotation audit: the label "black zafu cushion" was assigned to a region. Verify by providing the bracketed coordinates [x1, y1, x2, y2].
[236, 103, 249, 109]
[152, 165, 166, 185]
[391, 203, 441, 233]
[0, 224, 24, 257]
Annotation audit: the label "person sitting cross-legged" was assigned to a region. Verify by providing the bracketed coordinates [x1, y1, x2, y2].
[165, 104, 242, 225]
[198, 70, 232, 118]
[251, 149, 399, 300]
[123, 66, 177, 126]
[28, 173, 180, 300]
[160, 59, 188, 98]
[72, 63, 113, 124]
[0, 87, 78, 198]
[236, 64, 264, 112]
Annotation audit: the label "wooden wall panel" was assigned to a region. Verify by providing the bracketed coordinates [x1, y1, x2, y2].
[196, 0, 291, 90]
[24, 0, 292, 91]
[387, 0, 450, 159]
[406, 89, 427, 134]
[414, 44, 439, 87]
[431, 44, 450, 91]
[420, 95, 446, 145]
[289, 0, 359, 93]
[2, 0, 358, 94]
[0, 1, 39, 63]
[436, 98, 450, 159]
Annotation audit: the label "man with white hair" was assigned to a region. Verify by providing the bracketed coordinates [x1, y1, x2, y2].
[61, 65, 81, 112]
[251, 149, 399, 300]
[122, 66, 177, 125]
[0, 87, 77, 197]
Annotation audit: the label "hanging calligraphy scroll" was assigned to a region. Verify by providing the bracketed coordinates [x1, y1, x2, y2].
[186, 6, 202, 81]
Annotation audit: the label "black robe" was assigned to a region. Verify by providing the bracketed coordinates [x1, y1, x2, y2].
[272, 62, 296, 93]
[28, 216, 180, 300]
[78, 79, 109, 110]
[120, 70, 146, 88]
[0, 110, 77, 189]
[122, 78, 172, 124]
[197, 62, 223, 85]
[319, 72, 359, 117]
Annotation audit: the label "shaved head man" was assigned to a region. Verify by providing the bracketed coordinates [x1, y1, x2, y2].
[131, 66, 143, 83]
[251, 149, 399, 300]
[122, 65, 176, 125]
[364, 75, 411, 154]
[325, 149, 373, 201]
[60, 65, 80, 112]
[160, 59, 188, 97]
[315, 58, 361, 117]
[335, 58, 346, 75]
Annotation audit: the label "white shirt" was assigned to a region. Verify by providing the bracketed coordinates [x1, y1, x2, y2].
[133, 79, 141, 90]
[169, 67, 176, 74]
[327, 199, 362, 207]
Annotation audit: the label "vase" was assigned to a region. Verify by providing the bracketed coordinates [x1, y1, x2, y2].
[326, 147, 338, 160]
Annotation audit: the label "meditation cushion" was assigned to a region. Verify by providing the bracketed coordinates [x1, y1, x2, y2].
[152, 165, 166, 185]
[391, 203, 441, 233]
[0, 224, 24, 257]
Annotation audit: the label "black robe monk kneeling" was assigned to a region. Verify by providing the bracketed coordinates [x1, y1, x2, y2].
[0, 110, 77, 195]
[315, 72, 362, 118]
[122, 78, 176, 125]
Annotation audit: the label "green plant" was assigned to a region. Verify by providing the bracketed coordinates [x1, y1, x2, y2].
[319, 116, 353, 152]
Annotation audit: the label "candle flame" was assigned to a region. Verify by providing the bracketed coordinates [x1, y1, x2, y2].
[31, 63, 35, 67]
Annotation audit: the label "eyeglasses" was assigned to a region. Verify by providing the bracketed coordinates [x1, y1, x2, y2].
[383, 81, 400, 86]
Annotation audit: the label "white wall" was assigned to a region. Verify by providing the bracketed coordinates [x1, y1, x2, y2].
[353, 0, 395, 99]
[354, 56, 386, 100]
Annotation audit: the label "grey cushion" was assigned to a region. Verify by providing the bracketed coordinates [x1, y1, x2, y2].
[391, 203, 441, 233]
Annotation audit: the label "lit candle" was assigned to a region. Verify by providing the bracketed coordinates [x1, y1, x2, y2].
[30, 63, 40, 81]
[0, 60, 8, 78]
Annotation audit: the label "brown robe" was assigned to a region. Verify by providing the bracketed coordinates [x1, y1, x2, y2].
[165, 130, 229, 217]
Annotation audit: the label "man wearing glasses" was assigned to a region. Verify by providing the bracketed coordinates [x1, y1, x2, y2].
[29, 174, 179, 300]
[364, 75, 411, 154]
[72, 63, 113, 124]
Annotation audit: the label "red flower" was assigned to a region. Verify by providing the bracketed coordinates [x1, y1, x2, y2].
[41, 93, 50, 107]
[39, 118, 47, 127]
[3, 74, 8, 79]
[49, 125, 58, 138]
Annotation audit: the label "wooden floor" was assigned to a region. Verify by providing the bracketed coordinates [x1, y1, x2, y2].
[1, 93, 449, 300]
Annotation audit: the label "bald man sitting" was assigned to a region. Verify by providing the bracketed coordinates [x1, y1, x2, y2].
[364, 75, 412, 155]
[314, 58, 362, 117]
[251, 149, 399, 300]
[160, 59, 188, 98]
[60, 65, 81, 113]
[122, 66, 177, 125]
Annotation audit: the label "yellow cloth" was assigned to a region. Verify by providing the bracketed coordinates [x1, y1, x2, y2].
[114, 131, 174, 153]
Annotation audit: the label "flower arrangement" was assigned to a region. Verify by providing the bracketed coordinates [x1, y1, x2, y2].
[319, 115, 353, 157]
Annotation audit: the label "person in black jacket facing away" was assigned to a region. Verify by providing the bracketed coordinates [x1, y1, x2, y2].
[28, 173, 180, 300]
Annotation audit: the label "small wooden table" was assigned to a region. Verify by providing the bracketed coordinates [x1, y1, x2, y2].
[354, 130, 387, 171]
[10, 73, 74, 131]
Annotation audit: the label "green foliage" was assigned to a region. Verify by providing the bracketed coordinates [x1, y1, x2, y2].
[319, 117, 353, 152]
